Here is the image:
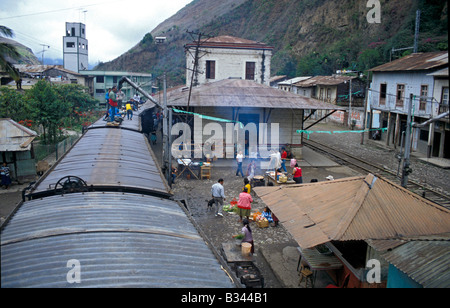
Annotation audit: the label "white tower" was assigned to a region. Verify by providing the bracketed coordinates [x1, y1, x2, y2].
[63, 22, 88, 72]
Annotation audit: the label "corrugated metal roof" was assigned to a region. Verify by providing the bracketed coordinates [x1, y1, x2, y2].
[0, 118, 37, 152]
[294, 75, 356, 87]
[368, 238, 450, 288]
[30, 128, 169, 196]
[186, 35, 273, 50]
[254, 174, 450, 249]
[369, 51, 448, 72]
[1, 192, 234, 288]
[167, 78, 343, 110]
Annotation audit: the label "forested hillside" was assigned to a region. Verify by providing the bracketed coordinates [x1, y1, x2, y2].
[95, 0, 448, 86]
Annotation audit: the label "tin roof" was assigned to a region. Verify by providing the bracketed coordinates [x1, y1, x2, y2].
[0, 118, 37, 152]
[30, 128, 169, 196]
[369, 51, 448, 72]
[167, 78, 343, 110]
[368, 237, 450, 288]
[294, 75, 356, 87]
[186, 35, 273, 50]
[254, 174, 450, 249]
[1, 192, 234, 288]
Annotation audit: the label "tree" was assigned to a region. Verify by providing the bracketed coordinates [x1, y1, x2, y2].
[0, 26, 21, 88]
[25, 80, 70, 144]
[0, 87, 29, 120]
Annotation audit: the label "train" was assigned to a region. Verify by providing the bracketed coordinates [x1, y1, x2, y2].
[1, 88, 236, 288]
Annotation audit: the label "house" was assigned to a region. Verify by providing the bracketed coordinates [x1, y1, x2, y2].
[0, 118, 38, 182]
[166, 78, 343, 159]
[79, 70, 154, 108]
[254, 174, 450, 288]
[368, 51, 449, 158]
[277, 76, 312, 94]
[185, 35, 273, 87]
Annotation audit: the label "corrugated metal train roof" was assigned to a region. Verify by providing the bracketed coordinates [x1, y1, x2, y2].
[1, 192, 234, 288]
[30, 128, 169, 196]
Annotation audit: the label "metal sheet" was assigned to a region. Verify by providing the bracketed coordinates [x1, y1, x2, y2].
[31, 128, 168, 195]
[1, 192, 233, 288]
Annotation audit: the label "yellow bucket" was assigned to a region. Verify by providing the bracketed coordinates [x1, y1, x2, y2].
[241, 242, 252, 256]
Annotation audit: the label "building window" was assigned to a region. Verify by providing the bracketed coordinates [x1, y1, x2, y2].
[206, 61, 215, 79]
[66, 42, 75, 48]
[71, 27, 75, 36]
[96, 76, 104, 83]
[396, 84, 405, 107]
[419, 85, 428, 111]
[245, 62, 255, 80]
[379, 83, 387, 105]
[441, 87, 449, 113]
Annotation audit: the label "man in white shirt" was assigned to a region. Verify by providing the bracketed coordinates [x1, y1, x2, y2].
[211, 179, 225, 217]
[236, 151, 244, 177]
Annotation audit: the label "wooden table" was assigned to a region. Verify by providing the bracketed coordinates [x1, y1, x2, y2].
[266, 174, 296, 186]
[221, 242, 254, 263]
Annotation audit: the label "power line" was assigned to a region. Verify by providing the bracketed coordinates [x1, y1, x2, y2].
[0, 1, 116, 20]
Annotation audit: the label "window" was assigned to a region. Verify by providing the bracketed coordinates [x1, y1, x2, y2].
[396, 84, 405, 107]
[379, 83, 387, 105]
[66, 42, 75, 48]
[96, 76, 104, 83]
[206, 61, 215, 79]
[245, 62, 255, 80]
[441, 87, 449, 113]
[71, 27, 75, 36]
[419, 85, 428, 111]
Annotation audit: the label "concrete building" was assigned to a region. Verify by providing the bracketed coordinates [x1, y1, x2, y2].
[185, 36, 273, 87]
[63, 22, 89, 73]
[368, 51, 449, 158]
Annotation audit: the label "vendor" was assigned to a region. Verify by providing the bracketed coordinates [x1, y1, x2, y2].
[237, 187, 252, 222]
[233, 218, 254, 254]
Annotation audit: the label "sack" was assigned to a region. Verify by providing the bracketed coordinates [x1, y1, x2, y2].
[290, 158, 297, 168]
[109, 98, 118, 107]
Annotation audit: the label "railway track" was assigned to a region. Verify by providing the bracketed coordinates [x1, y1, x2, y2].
[303, 139, 450, 210]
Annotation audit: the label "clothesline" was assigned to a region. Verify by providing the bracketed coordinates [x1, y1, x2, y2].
[296, 127, 387, 139]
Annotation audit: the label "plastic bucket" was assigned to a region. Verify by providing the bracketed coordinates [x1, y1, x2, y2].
[241, 243, 252, 256]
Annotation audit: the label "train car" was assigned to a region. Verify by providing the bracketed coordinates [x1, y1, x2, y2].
[1, 101, 236, 288]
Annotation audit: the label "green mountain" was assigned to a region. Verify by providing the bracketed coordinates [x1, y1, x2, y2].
[95, 0, 448, 86]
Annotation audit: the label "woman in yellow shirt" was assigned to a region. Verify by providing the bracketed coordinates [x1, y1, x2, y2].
[243, 177, 251, 194]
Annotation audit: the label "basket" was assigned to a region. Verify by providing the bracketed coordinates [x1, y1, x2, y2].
[257, 219, 269, 228]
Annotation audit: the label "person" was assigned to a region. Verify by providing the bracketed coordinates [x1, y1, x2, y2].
[108, 86, 118, 122]
[171, 166, 177, 184]
[293, 163, 303, 184]
[117, 89, 125, 109]
[211, 178, 226, 217]
[262, 206, 279, 227]
[243, 177, 251, 194]
[246, 159, 256, 180]
[150, 132, 157, 144]
[236, 151, 244, 177]
[126, 101, 133, 120]
[233, 218, 254, 254]
[280, 147, 287, 172]
[133, 93, 141, 104]
[1, 162, 11, 189]
[237, 187, 253, 222]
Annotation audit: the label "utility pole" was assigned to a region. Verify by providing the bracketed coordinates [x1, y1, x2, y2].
[401, 94, 414, 187]
[39, 44, 50, 65]
[414, 10, 421, 53]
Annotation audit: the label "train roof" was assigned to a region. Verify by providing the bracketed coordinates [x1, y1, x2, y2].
[30, 128, 169, 198]
[1, 192, 234, 288]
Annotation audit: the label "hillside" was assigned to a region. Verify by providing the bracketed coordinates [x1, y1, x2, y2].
[0, 37, 40, 65]
[95, 0, 448, 86]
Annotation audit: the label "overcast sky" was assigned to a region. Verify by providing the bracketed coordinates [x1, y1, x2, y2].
[0, 0, 192, 66]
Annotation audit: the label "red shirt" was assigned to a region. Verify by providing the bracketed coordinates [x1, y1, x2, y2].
[281, 151, 287, 159]
[293, 167, 302, 178]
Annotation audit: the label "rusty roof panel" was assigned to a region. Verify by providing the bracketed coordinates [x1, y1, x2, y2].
[369, 51, 448, 72]
[254, 174, 450, 249]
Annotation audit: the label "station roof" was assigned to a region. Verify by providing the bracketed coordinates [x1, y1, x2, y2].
[369, 51, 448, 72]
[166, 78, 343, 110]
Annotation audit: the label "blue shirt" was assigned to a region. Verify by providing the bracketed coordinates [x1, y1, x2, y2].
[211, 183, 225, 198]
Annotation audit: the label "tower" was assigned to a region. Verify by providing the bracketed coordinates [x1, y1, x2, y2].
[63, 22, 88, 72]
